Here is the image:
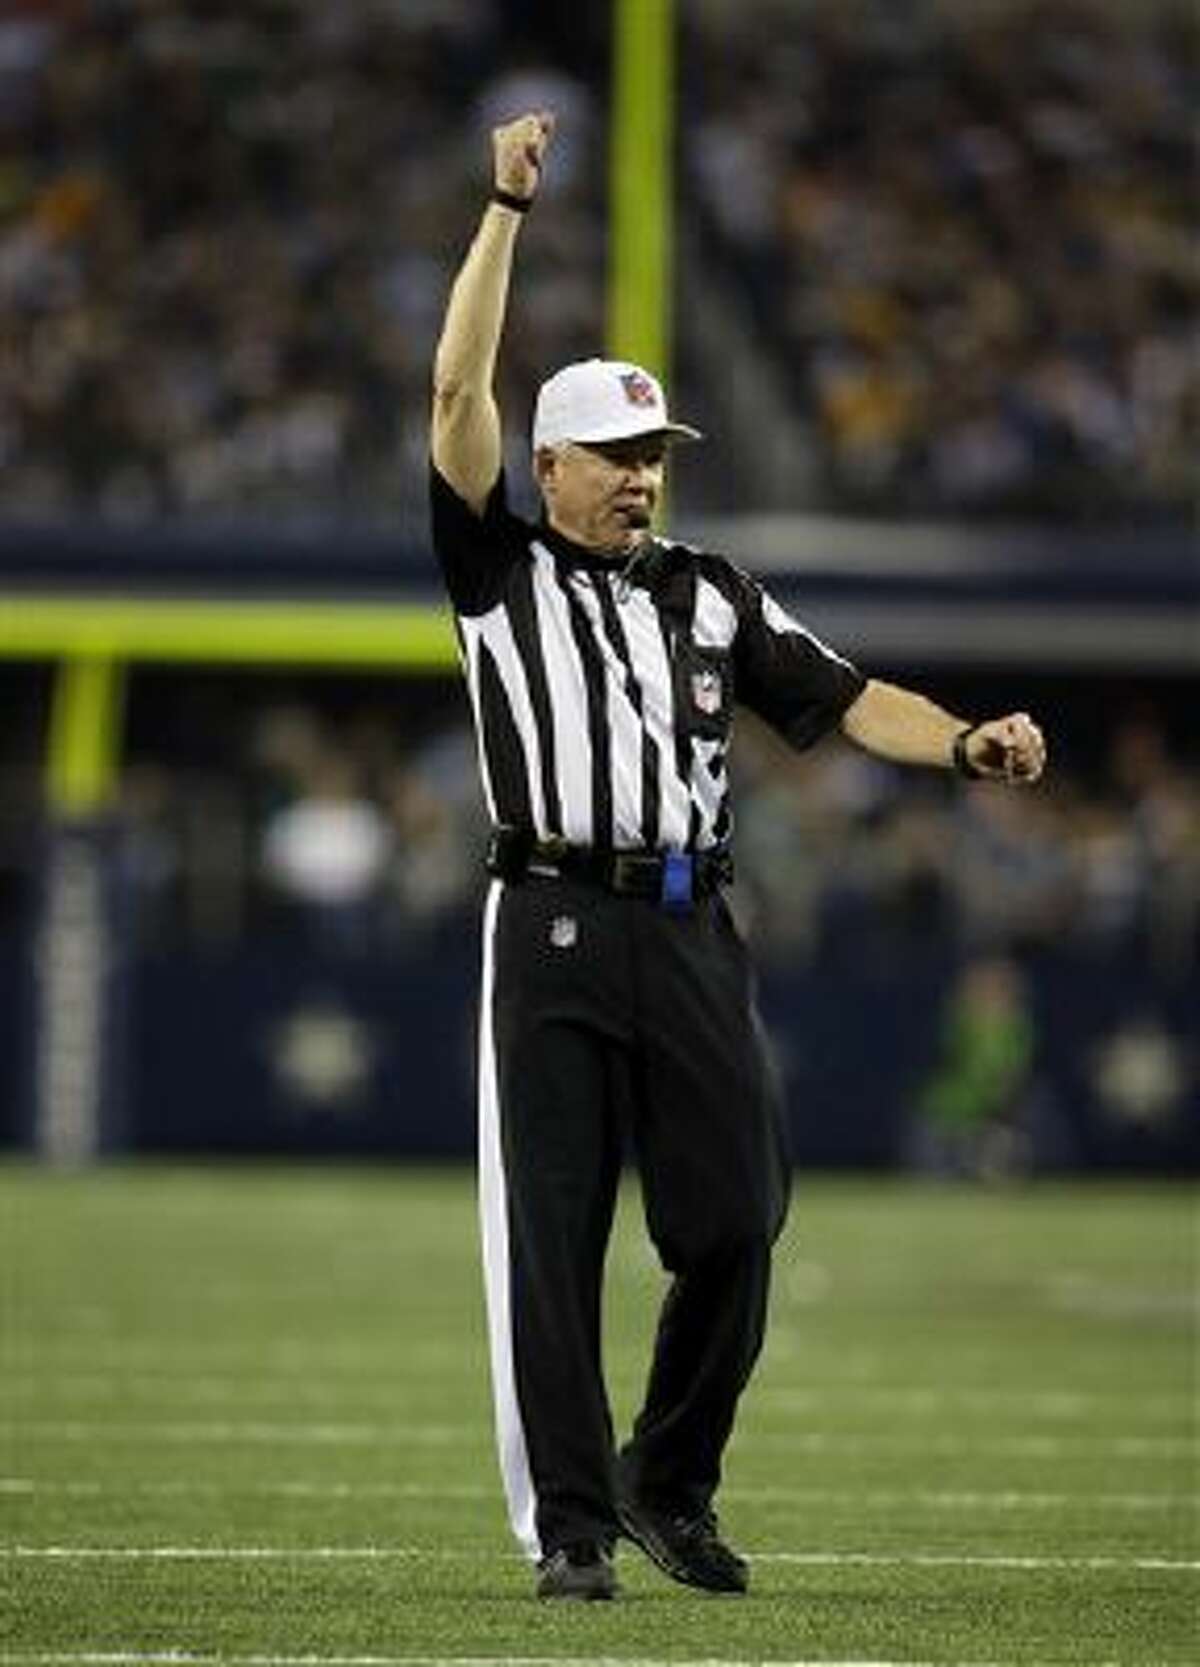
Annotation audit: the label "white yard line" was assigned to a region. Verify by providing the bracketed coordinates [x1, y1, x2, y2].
[733, 1433, 1195, 1458]
[3, 1545, 1196, 1573]
[756, 1387, 1193, 1422]
[755, 1551, 1198, 1573]
[1, 1478, 1192, 1511]
[0, 1340, 1186, 1397]
[0, 1422, 478, 1446]
[0, 1343, 475, 1371]
[0, 1478, 494, 1500]
[0, 1655, 1155, 1667]
[0, 1654, 1098, 1667]
[732, 1486, 1193, 1512]
[1, 1376, 1190, 1422]
[0, 1377, 477, 1410]
[2, 1547, 448, 1560]
[3, 1422, 1193, 1458]
[1045, 1273, 1197, 1320]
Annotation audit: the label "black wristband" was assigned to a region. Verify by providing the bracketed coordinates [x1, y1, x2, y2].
[492, 188, 534, 214]
[953, 724, 985, 780]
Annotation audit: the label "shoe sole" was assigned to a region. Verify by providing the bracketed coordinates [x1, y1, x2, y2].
[537, 1578, 617, 1601]
[616, 1501, 747, 1595]
[536, 1561, 618, 1601]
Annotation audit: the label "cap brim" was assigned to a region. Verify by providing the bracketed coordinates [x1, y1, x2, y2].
[556, 418, 703, 446]
[659, 420, 704, 444]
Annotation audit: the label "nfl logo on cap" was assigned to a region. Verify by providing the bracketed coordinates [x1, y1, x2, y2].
[619, 369, 658, 409]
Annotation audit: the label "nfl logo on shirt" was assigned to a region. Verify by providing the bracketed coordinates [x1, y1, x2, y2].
[692, 668, 722, 716]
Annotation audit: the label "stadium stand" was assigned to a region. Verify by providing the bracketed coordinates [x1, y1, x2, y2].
[1, 0, 1193, 521]
[684, 0, 1197, 515]
[0, 0, 604, 522]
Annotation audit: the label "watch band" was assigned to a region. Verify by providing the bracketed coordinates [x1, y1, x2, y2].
[492, 188, 534, 213]
[953, 724, 985, 780]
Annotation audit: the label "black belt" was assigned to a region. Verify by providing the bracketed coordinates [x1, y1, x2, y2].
[485, 827, 733, 908]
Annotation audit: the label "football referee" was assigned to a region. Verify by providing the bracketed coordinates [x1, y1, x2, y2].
[430, 111, 1046, 1602]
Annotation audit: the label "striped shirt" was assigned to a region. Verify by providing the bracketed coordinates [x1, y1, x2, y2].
[430, 466, 866, 853]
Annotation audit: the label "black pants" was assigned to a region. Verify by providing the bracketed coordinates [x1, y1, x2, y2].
[477, 874, 789, 1561]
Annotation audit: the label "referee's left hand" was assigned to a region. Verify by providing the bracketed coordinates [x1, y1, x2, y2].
[964, 713, 1047, 784]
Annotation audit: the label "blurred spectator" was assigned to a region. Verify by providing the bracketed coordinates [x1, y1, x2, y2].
[260, 751, 393, 955]
[907, 955, 1038, 1179]
[950, 786, 1076, 952]
[1108, 712, 1200, 974]
[385, 762, 478, 930]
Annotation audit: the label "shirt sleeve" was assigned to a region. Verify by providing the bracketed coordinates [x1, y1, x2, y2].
[731, 569, 867, 750]
[428, 464, 529, 617]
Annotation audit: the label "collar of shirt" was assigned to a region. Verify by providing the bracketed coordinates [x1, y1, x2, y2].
[536, 518, 673, 593]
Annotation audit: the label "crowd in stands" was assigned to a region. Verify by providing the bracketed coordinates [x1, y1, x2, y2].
[1, 0, 1193, 522]
[729, 705, 1199, 977]
[687, 0, 1197, 515]
[1, 0, 603, 524]
[104, 688, 1199, 985]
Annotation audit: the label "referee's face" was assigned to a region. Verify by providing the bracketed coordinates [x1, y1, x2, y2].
[536, 435, 667, 555]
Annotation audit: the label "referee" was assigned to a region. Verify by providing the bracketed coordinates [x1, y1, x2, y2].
[430, 112, 1046, 1602]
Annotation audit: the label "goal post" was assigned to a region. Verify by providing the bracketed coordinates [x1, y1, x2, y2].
[607, 0, 677, 381]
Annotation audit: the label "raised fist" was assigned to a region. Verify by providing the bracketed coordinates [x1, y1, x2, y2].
[492, 110, 555, 201]
[964, 713, 1047, 784]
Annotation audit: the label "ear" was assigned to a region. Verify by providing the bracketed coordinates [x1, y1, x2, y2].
[533, 446, 558, 490]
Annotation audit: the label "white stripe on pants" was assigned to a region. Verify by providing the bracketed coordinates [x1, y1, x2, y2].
[476, 879, 541, 1561]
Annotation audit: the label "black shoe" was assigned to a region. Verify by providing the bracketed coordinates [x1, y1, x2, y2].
[616, 1495, 748, 1594]
[536, 1540, 618, 1601]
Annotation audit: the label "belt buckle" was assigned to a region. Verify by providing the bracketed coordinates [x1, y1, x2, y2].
[529, 834, 568, 879]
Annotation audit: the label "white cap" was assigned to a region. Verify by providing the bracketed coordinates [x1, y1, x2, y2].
[532, 358, 703, 450]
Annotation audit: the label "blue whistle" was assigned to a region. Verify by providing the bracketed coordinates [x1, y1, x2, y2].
[661, 852, 694, 913]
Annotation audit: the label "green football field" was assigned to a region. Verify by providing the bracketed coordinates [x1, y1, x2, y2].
[0, 1165, 1195, 1666]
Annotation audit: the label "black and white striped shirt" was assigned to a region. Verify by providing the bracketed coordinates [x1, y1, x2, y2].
[431, 466, 866, 853]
